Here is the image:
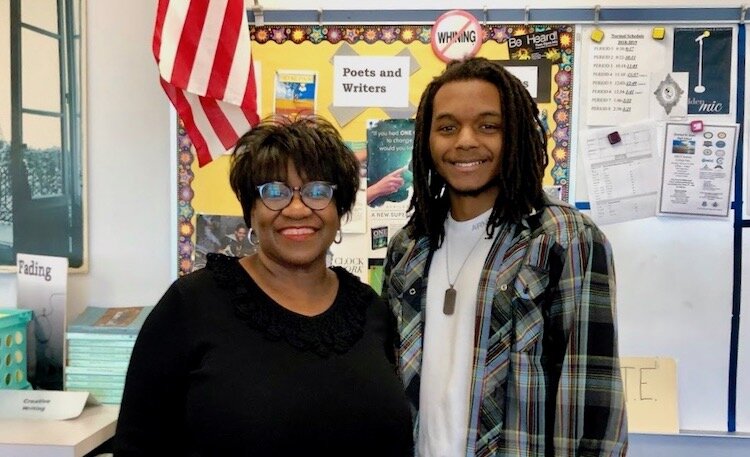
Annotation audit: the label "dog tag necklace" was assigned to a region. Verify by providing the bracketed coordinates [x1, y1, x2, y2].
[443, 231, 485, 315]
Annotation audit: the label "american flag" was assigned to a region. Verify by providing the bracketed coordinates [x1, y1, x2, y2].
[153, 0, 259, 167]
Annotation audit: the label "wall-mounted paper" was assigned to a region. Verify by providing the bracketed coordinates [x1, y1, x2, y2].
[582, 122, 660, 225]
[651, 72, 689, 119]
[366, 119, 414, 257]
[673, 28, 733, 116]
[658, 122, 738, 218]
[273, 70, 318, 117]
[333, 56, 410, 108]
[585, 27, 668, 126]
[620, 357, 679, 434]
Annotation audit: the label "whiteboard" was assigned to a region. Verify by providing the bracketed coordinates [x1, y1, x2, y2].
[738, 238, 750, 432]
[575, 24, 741, 432]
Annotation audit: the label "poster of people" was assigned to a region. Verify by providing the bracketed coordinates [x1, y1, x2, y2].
[194, 215, 257, 270]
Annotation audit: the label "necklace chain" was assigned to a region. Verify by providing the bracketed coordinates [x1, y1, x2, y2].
[445, 228, 486, 288]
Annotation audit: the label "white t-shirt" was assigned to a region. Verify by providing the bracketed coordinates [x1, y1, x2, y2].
[418, 208, 495, 457]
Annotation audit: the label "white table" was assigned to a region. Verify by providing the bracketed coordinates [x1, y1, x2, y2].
[0, 404, 119, 457]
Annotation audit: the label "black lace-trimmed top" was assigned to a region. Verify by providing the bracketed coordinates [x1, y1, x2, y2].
[206, 253, 368, 357]
[115, 253, 413, 456]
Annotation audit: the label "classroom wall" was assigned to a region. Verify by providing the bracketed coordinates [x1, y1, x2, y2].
[0, 0, 739, 347]
[0, 0, 173, 311]
[0, 0, 747, 455]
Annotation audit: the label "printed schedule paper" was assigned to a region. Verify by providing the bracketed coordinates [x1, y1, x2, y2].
[585, 27, 666, 126]
[582, 122, 660, 225]
[658, 122, 738, 218]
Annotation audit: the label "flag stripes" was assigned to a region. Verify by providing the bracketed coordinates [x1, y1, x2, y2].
[154, 0, 259, 166]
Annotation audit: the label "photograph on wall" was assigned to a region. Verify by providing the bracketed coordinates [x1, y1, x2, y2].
[194, 214, 256, 271]
[673, 27, 733, 116]
[273, 70, 318, 118]
[0, 1, 86, 271]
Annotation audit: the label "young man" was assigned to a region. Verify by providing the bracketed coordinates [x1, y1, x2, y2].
[383, 58, 627, 456]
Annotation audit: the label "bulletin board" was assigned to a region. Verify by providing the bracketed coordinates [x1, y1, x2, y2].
[175, 21, 576, 275]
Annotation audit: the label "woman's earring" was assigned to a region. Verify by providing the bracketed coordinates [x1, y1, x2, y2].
[334, 228, 342, 244]
[248, 227, 259, 246]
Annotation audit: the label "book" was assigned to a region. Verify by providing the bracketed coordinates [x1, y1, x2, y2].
[66, 332, 138, 342]
[68, 353, 130, 366]
[64, 365, 129, 376]
[65, 379, 125, 390]
[67, 306, 153, 335]
[66, 359, 130, 369]
[67, 345, 135, 357]
[65, 373, 126, 384]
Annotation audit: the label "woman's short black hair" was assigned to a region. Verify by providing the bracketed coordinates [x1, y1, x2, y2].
[229, 115, 360, 229]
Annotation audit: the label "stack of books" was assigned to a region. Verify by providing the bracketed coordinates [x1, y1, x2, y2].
[64, 306, 153, 404]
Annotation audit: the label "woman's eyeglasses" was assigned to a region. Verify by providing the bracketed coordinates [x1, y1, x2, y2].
[256, 181, 337, 211]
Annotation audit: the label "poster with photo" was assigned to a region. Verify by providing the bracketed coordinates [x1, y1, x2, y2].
[366, 119, 414, 257]
[194, 214, 256, 270]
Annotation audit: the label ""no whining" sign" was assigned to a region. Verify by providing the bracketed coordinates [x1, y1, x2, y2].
[430, 10, 483, 63]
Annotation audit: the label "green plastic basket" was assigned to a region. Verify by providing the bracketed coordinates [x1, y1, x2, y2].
[0, 309, 33, 390]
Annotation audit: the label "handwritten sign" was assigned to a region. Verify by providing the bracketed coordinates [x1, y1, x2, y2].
[620, 357, 680, 433]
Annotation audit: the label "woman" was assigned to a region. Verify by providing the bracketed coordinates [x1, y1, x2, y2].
[114, 116, 413, 456]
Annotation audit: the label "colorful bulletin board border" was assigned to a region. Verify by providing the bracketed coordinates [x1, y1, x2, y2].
[176, 24, 575, 275]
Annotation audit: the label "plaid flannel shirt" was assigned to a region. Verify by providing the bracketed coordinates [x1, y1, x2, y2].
[383, 198, 628, 456]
